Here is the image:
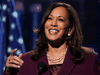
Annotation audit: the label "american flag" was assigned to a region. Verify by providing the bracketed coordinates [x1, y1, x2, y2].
[0, 0, 26, 74]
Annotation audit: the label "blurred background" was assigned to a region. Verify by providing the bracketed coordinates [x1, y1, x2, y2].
[0, 0, 100, 74]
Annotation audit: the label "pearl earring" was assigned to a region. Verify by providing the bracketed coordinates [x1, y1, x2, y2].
[68, 34, 71, 36]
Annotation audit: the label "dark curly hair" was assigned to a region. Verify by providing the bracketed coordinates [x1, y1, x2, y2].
[31, 2, 89, 63]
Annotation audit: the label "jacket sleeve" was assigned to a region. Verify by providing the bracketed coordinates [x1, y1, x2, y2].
[3, 67, 18, 75]
[3, 51, 34, 75]
[93, 54, 100, 75]
[3, 68, 10, 75]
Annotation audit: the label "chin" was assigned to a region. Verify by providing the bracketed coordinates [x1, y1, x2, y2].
[47, 38, 57, 41]
[47, 37, 61, 41]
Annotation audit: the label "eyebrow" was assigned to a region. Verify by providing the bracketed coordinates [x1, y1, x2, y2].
[49, 14, 65, 19]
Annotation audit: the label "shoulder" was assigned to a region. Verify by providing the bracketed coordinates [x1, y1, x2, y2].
[82, 47, 99, 63]
[21, 50, 35, 60]
[81, 46, 99, 62]
[81, 47, 100, 74]
[81, 46, 95, 53]
[83, 52, 98, 60]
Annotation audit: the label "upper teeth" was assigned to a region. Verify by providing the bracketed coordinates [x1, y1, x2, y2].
[49, 30, 58, 33]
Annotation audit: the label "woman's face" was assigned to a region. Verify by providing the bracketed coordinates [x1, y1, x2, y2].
[44, 6, 69, 41]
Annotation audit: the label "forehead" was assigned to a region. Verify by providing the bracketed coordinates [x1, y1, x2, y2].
[50, 6, 68, 17]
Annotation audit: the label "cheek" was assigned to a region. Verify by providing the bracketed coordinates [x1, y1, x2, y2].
[44, 23, 50, 30]
[59, 25, 68, 36]
[44, 26, 49, 36]
[59, 24, 67, 31]
[45, 20, 51, 26]
[44, 24, 48, 32]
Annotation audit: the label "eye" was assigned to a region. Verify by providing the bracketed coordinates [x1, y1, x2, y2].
[47, 17, 52, 20]
[59, 19, 64, 22]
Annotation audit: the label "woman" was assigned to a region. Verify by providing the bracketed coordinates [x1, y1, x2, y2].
[3, 2, 100, 75]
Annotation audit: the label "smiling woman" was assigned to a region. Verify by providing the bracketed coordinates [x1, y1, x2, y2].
[45, 7, 69, 41]
[3, 2, 100, 75]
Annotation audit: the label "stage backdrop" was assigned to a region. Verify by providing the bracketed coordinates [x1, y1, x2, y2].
[0, 0, 26, 74]
[0, 0, 100, 75]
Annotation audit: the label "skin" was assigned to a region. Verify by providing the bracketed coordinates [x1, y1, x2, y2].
[5, 6, 96, 73]
[45, 7, 69, 41]
[45, 7, 72, 65]
[6, 7, 73, 71]
[6, 49, 24, 73]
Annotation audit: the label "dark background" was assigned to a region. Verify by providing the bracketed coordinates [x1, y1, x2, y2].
[15, 0, 100, 57]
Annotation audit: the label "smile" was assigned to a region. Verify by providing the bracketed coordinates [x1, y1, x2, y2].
[49, 29, 59, 34]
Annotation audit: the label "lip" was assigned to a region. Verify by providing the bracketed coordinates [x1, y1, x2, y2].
[48, 28, 59, 32]
[48, 28, 59, 35]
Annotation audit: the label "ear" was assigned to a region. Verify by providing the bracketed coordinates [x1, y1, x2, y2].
[68, 28, 73, 36]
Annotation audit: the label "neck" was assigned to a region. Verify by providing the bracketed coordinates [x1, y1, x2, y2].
[47, 41, 67, 56]
[47, 41, 68, 64]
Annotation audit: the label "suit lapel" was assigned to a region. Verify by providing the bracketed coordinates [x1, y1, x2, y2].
[58, 47, 76, 75]
[37, 46, 76, 75]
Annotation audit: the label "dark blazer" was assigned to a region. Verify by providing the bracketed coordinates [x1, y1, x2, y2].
[3, 49, 100, 75]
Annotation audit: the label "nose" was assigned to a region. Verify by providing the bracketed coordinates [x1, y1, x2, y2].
[51, 19, 58, 27]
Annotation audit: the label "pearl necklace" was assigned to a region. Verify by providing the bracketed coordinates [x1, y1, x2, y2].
[47, 48, 67, 63]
